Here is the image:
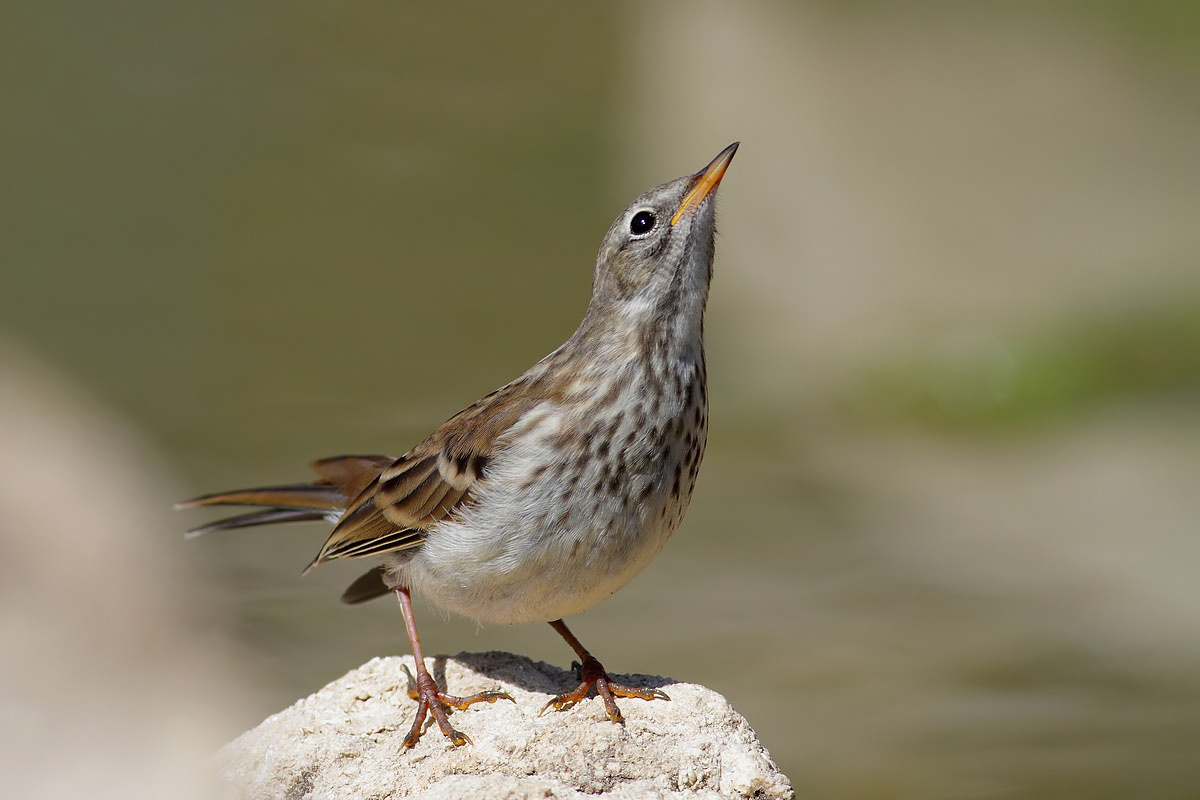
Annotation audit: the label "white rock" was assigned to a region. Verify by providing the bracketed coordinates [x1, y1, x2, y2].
[217, 652, 793, 799]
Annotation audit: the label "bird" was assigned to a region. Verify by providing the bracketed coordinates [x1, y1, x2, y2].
[179, 142, 738, 747]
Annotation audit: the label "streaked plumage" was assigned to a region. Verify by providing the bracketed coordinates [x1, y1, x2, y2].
[180, 142, 737, 746]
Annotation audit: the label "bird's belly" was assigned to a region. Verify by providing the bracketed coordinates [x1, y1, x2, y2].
[394, 397, 706, 625]
[405, 480, 685, 625]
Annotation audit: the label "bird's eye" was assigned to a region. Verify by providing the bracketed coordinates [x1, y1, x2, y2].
[629, 210, 656, 236]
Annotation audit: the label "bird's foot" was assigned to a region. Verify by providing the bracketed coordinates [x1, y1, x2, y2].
[400, 663, 514, 747]
[539, 655, 669, 724]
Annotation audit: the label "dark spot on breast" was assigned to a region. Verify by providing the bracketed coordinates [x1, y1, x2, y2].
[601, 379, 622, 407]
[521, 463, 550, 492]
[650, 335, 666, 366]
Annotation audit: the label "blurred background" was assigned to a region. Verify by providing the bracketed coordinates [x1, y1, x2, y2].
[3, 1, 1198, 797]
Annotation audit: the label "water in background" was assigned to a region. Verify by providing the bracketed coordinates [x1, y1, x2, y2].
[3, 2, 1199, 797]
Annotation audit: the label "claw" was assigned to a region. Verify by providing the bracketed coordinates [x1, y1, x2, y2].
[539, 695, 579, 716]
[540, 654, 669, 724]
[399, 662, 514, 748]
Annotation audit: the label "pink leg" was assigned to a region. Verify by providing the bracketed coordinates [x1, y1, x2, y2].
[541, 618, 669, 724]
[394, 587, 512, 747]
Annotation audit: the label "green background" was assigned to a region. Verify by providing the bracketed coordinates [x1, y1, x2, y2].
[3, 2, 1199, 797]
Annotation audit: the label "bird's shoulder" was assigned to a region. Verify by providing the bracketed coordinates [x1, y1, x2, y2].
[310, 357, 573, 565]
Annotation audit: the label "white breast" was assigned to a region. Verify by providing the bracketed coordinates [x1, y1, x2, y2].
[392, 361, 704, 624]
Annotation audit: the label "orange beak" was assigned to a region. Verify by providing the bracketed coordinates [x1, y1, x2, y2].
[671, 142, 739, 226]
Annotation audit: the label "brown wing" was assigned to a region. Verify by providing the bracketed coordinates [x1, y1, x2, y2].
[306, 374, 557, 570]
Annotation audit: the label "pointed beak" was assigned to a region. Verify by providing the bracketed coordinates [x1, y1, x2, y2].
[671, 142, 739, 226]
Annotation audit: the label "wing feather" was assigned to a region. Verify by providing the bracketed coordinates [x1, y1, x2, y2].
[306, 361, 571, 570]
[307, 377, 557, 569]
[182, 338, 576, 611]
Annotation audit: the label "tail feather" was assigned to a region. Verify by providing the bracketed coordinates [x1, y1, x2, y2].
[183, 508, 333, 538]
[176, 484, 346, 512]
[177, 454, 394, 537]
[310, 455, 394, 495]
[340, 565, 393, 605]
[179, 455, 399, 604]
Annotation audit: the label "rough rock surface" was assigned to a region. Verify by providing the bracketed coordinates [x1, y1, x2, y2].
[217, 652, 793, 799]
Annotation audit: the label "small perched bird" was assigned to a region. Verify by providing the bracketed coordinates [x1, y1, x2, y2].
[180, 142, 738, 747]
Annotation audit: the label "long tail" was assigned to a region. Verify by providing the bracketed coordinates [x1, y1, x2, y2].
[177, 454, 394, 538]
[178, 454, 397, 604]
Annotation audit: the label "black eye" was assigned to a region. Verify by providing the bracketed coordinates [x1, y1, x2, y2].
[629, 210, 656, 236]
